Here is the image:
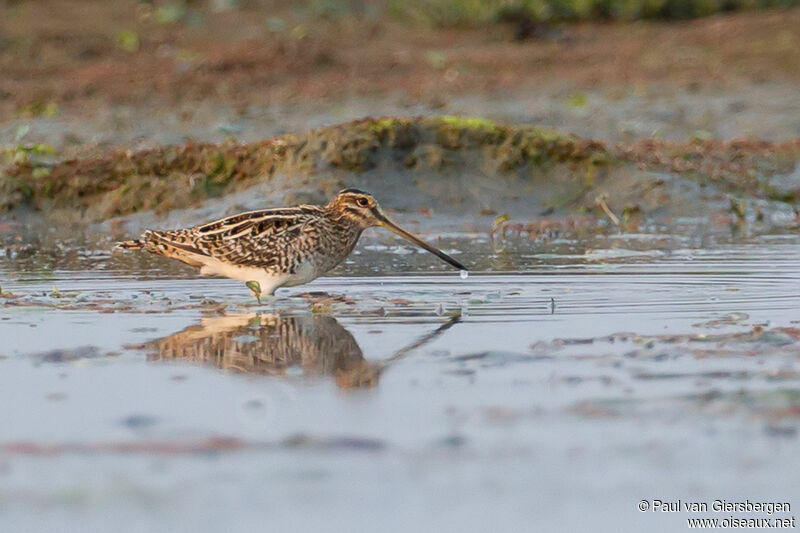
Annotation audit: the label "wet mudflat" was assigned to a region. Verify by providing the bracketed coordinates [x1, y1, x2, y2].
[3, 1, 800, 530]
[2, 225, 799, 532]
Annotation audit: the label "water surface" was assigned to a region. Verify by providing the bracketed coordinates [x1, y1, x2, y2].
[2, 227, 799, 532]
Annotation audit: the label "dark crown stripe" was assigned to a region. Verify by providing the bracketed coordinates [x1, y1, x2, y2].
[339, 188, 369, 195]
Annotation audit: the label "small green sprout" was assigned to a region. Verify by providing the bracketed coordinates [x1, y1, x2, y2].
[246, 281, 262, 304]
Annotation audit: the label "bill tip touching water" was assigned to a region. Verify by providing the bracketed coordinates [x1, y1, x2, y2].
[116, 189, 466, 299]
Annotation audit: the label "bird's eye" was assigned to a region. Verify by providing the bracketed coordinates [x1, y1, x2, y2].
[357, 197, 369, 207]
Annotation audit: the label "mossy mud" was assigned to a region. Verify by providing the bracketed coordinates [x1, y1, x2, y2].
[1, 116, 799, 223]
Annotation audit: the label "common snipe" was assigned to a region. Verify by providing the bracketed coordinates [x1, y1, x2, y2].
[117, 189, 466, 299]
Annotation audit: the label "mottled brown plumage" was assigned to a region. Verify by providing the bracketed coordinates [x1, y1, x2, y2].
[144, 312, 460, 388]
[146, 313, 375, 386]
[117, 189, 466, 297]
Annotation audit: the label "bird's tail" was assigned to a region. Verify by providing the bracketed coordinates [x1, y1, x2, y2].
[115, 239, 145, 251]
[113, 230, 207, 268]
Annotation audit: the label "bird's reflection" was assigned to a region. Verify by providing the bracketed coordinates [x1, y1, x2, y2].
[145, 313, 458, 388]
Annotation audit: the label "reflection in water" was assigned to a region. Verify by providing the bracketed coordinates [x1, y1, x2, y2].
[146, 313, 458, 388]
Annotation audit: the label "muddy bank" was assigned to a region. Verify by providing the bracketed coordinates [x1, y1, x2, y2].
[2, 116, 798, 226]
[1, 116, 606, 219]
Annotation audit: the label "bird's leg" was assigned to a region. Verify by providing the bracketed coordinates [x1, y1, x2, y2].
[245, 280, 262, 304]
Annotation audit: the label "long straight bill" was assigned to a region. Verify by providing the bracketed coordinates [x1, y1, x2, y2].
[375, 213, 467, 271]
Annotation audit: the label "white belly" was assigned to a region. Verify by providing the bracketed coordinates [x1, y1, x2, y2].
[199, 260, 288, 295]
[198, 258, 321, 294]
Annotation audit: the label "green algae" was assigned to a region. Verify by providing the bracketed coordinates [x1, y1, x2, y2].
[0, 116, 606, 219]
[2, 116, 798, 222]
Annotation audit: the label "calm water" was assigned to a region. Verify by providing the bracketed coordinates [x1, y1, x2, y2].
[2, 227, 800, 532]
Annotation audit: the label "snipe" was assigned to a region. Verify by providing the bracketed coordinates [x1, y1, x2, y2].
[117, 189, 466, 299]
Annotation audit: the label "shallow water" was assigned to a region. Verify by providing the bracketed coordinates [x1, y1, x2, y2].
[2, 227, 800, 532]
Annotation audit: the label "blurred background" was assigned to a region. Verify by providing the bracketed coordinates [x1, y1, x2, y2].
[2, 2, 800, 533]
[2, 0, 799, 156]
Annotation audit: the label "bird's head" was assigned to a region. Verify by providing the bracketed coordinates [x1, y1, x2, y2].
[327, 188, 466, 271]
